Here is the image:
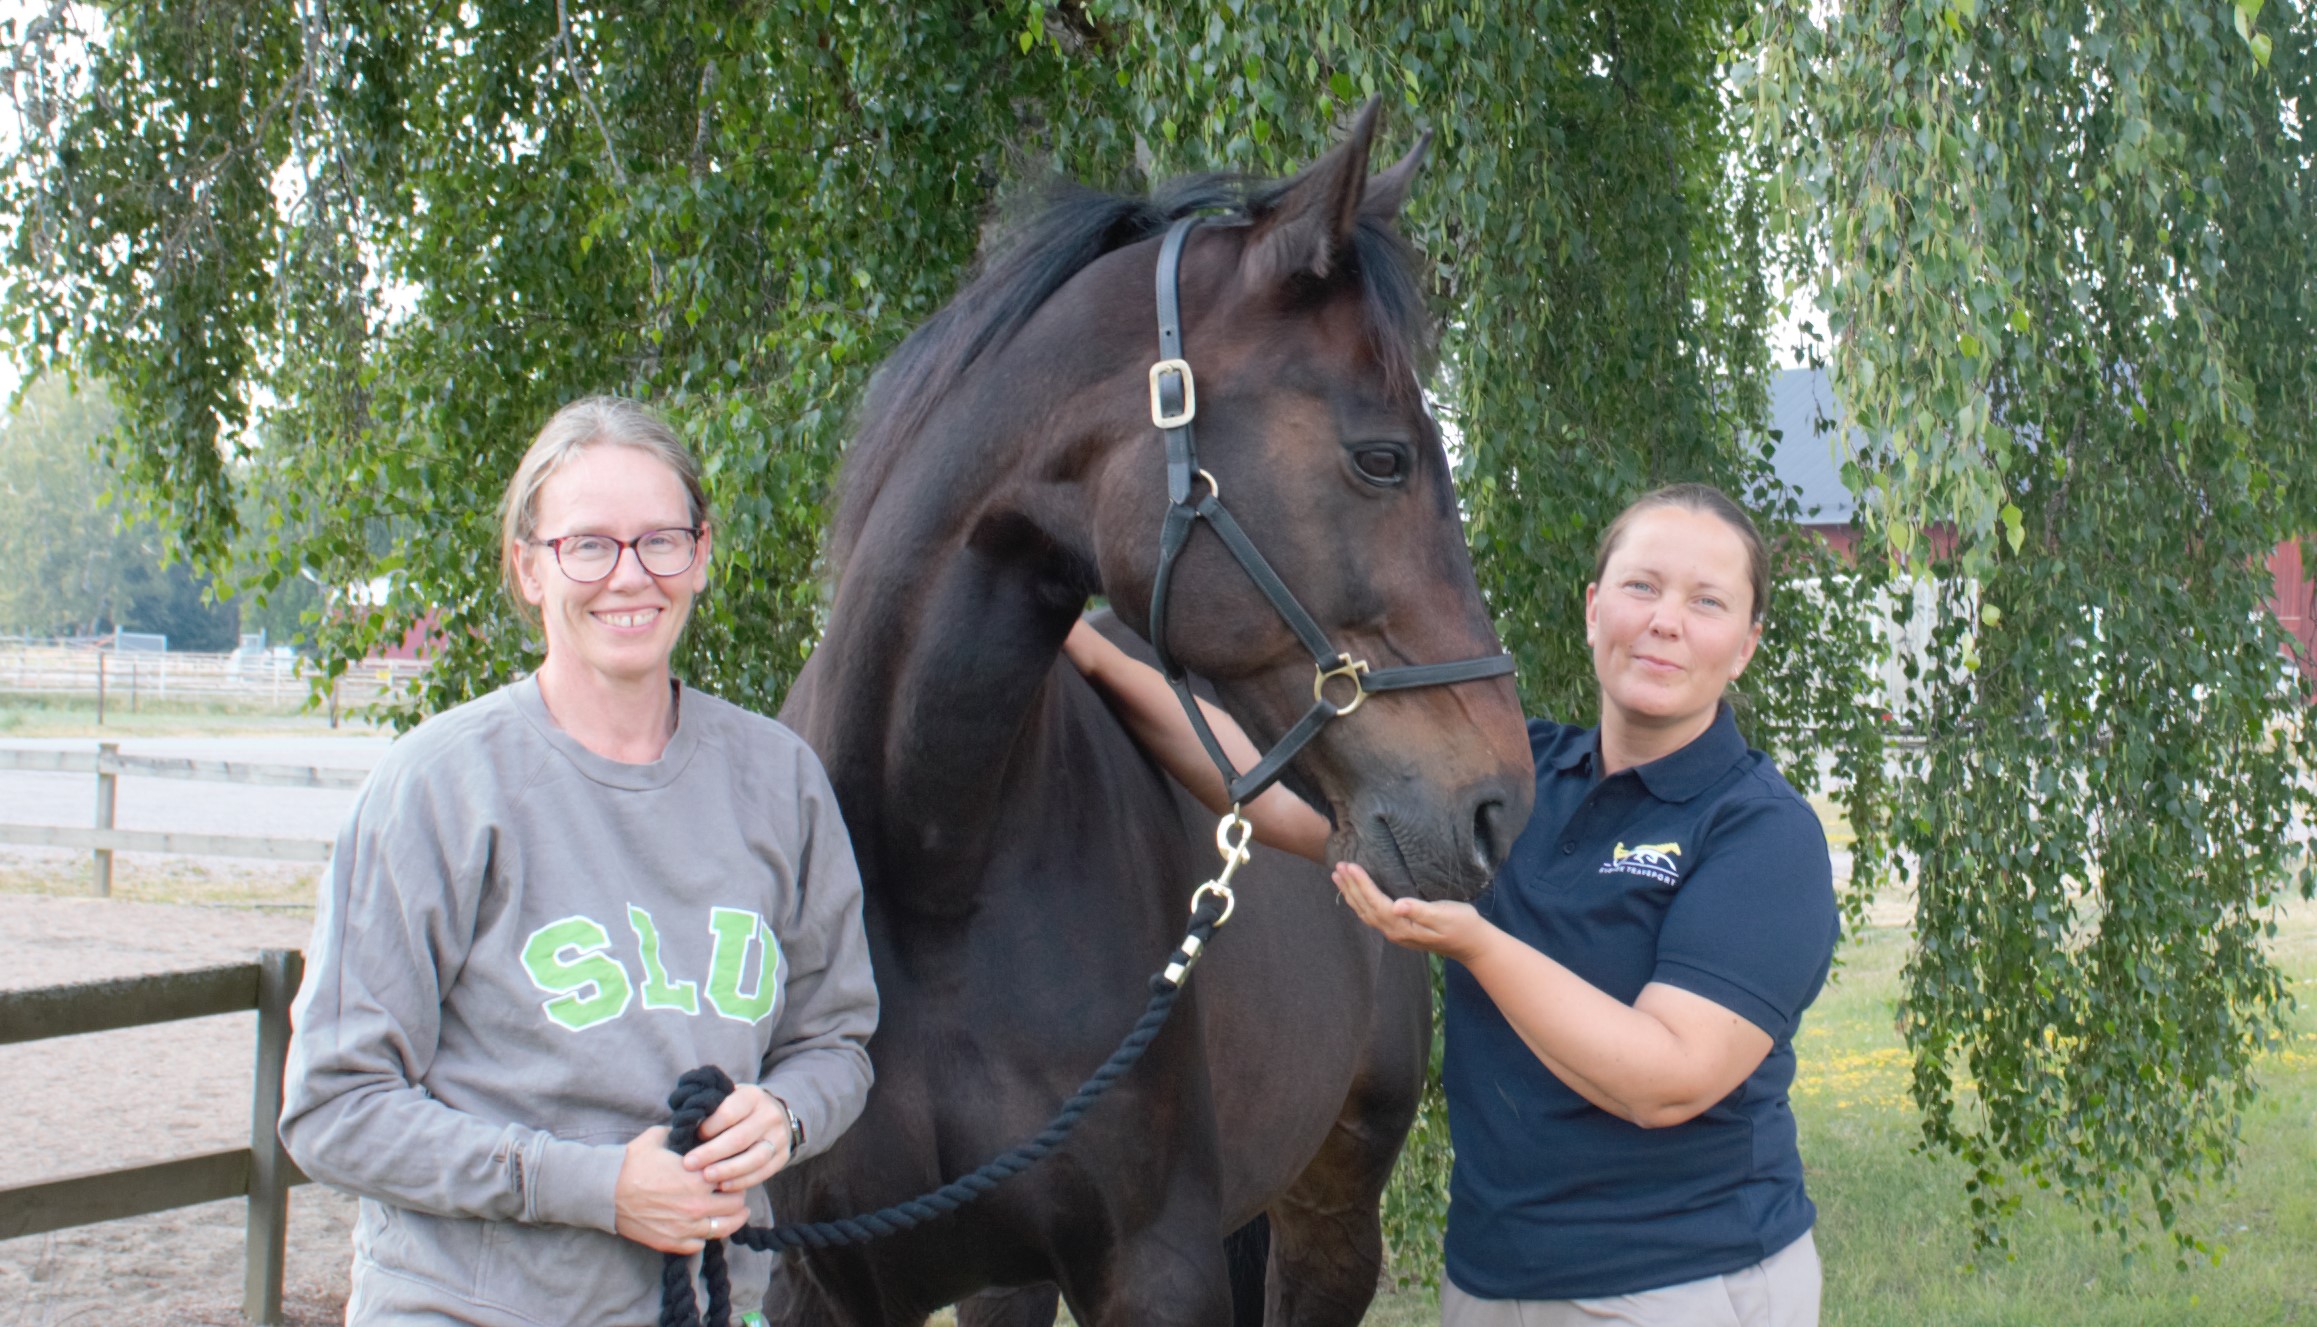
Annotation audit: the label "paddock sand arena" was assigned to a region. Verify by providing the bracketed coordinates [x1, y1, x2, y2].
[0, 891, 357, 1326]
[0, 886, 994, 1327]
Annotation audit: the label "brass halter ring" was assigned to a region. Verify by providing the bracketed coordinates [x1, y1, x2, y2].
[1314, 655, 1372, 716]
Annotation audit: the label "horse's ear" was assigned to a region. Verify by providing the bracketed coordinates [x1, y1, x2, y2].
[1360, 129, 1430, 224]
[1243, 97, 1384, 285]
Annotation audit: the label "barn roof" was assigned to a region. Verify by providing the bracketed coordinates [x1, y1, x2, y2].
[1761, 366, 1861, 525]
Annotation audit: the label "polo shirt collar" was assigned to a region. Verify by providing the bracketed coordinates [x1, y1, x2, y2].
[1627, 703, 1747, 802]
[1549, 728, 1598, 776]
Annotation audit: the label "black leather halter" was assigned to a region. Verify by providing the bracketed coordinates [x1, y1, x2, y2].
[1144, 217, 1517, 807]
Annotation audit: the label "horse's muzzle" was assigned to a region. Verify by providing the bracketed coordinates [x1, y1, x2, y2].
[1344, 772, 1531, 902]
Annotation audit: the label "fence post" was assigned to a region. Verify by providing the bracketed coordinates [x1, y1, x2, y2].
[92, 741, 117, 897]
[244, 948, 302, 1327]
[95, 651, 106, 725]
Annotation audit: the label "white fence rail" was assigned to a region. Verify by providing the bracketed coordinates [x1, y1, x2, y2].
[0, 644, 427, 714]
[0, 742, 361, 892]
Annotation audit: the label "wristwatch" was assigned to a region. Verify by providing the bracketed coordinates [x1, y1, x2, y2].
[772, 1095, 805, 1156]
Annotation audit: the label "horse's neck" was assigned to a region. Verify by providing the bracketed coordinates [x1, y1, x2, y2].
[802, 470, 1090, 903]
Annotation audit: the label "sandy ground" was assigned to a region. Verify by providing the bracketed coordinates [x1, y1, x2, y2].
[0, 734, 392, 1325]
[0, 894, 357, 1327]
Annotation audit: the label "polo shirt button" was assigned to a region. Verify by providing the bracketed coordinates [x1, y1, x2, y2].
[1560, 841, 1575, 855]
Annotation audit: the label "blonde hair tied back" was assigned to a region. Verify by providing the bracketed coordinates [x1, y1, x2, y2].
[498, 396, 710, 628]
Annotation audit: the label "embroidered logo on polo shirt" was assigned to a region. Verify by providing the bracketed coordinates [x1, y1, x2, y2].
[1602, 841, 1682, 884]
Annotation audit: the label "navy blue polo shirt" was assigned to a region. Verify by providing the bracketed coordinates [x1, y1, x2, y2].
[1442, 705, 1838, 1301]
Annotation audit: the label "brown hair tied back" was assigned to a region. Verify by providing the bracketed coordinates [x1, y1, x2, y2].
[1591, 483, 1771, 625]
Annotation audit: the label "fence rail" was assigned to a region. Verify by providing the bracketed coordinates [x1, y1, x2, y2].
[0, 747, 369, 790]
[0, 644, 427, 714]
[0, 823, 335, 863]
[0, 742, 361, 891]
[0, 951, 310, 1326]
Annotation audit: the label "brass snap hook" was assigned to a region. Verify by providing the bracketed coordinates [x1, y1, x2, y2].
[1187, 808, 1254, 930]
[1214, 807, 1254, 866]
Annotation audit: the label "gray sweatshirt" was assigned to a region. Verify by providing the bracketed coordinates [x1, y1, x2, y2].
[282, 677, 877, 1326]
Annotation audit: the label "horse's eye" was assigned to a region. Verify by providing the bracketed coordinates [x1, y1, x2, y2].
[1351, 446, 1407, 486]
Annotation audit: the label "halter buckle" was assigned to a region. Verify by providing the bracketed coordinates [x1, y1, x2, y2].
[1150, 359, 1197, 429]
[1314, 655, 1372, 715]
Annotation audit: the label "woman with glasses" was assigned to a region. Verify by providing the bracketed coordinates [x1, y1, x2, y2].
[282, 396, 878, 1325]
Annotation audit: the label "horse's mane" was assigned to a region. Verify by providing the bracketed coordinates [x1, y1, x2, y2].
[827, 170, 1435, 573]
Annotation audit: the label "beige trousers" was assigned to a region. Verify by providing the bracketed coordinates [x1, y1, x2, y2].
[1440, 1229, 1821, 1327]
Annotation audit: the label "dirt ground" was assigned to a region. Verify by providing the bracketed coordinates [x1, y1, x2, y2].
[0, 893, 357, 1327]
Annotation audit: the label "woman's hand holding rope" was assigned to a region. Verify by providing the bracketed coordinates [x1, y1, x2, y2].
[619, 1083, 793, 1252]
[684, 1082, 793, 1192]
[615, 1126, 752, 1255]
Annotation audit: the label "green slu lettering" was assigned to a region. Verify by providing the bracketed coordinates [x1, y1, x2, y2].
[704, 906, 782, 1025]
[521, 916, 634, 1032]
[629, 905, 701, 1014]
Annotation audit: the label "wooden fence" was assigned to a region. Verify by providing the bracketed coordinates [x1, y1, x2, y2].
[0, 643, 427, 718]
[0, 744, 358, 894]
[0, 950, 310, 1326]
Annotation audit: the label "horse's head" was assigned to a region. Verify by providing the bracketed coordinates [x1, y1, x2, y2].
[1076, 105, 1534, 901]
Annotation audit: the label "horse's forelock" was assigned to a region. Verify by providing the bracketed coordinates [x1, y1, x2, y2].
[1347, 217, 1435, 402]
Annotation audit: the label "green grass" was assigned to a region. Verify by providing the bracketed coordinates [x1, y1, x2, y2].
[1801, 911, 2317, 1326]
[1355, 904, 2317, 1326]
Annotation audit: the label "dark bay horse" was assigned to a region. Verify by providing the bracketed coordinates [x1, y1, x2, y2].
[770, 104, 1534, 1326]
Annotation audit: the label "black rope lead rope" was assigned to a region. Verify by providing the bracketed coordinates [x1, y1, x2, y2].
[654, 889, 1234, 1327]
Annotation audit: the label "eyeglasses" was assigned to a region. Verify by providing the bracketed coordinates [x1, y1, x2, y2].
[532, 528, 703, 583]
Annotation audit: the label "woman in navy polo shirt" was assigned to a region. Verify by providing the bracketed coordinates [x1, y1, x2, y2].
[1064, 483, 1837, 1326]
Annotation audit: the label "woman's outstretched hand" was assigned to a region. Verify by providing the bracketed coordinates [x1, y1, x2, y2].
[1330, 861, 1498, 965]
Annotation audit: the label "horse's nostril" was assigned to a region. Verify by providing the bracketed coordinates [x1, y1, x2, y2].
[1470, 794, 1510, 878]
